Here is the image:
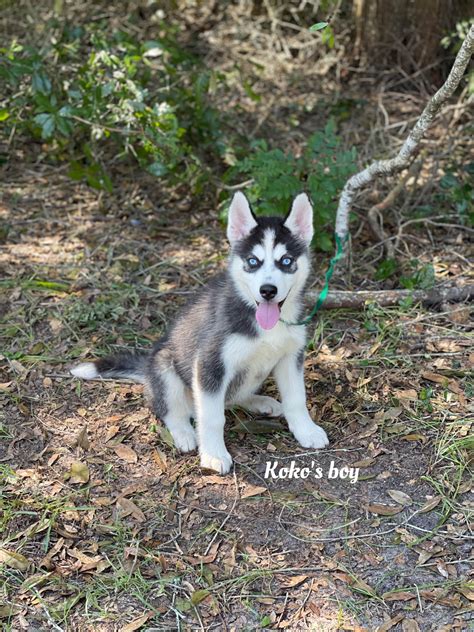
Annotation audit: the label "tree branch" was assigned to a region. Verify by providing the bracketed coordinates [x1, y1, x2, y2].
[307, 284, 474, 310]
[335, 25, 474, 242]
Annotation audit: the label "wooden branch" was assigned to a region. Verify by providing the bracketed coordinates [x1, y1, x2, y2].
[335, 25, 474, 242]
[367, 162, 420, 259]
[307, 284, 474, 310]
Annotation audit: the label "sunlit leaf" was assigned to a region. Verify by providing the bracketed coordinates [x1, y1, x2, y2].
[310, 22, 329, 31]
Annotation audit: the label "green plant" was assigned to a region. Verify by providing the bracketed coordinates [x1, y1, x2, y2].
[228, 119, 357, 251]
[441, 19, 474, 96]
[439, 163, 474, 225]
[0, 22, 225, 192]
[400, 260, 436, 290]
[375, 258, 398, 281]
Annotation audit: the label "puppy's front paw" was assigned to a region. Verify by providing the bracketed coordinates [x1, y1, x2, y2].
[200, 448, 233, 475]
[171, 427, 198, 453]
[295, 424, 329, 450]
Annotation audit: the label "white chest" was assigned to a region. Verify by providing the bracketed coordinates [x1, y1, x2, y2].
[223, 326, 305, 387]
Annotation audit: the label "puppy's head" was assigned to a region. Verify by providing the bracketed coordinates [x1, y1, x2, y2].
[227, 192, 313, 330]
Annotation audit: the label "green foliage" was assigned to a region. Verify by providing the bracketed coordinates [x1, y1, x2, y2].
[375, 259, 398, 281]
[0, 23, 223, 191]
[400, 261, 436, 290]
[439, 163, 474, 225]
[229, 120, 357, 250]
[441, 19, 474, 95]
[441, 19, 474, 54]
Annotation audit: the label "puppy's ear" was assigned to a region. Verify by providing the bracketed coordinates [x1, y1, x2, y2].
[227, 192, 258, 244]
[284, 193, 314, 244]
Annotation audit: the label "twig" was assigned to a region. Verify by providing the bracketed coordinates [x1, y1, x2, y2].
[367, 161, 421, 258]
[278, 508, 422, 543]
[335, 25, 474, 242]
[203, 470, 239, 556]
[395, 217, 474, 249]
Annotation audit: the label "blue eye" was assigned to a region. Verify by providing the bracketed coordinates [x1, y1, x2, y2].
[247, 257, 259, 268]
[281, 256, 293, 266]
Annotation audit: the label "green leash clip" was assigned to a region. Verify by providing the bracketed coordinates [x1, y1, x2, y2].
[280, 233, 347, 326]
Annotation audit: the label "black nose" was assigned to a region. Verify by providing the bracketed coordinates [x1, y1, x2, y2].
[259, 284, 278, 301]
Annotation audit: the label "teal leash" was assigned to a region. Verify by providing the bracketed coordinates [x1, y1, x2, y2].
[280, 233, 347, 326]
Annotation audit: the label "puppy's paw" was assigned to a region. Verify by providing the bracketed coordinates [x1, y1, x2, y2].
[200, 448, 233, 475]
[171, 427, 198, 452]
[295, 424, 329, 450]
[243, 395, 283, 417]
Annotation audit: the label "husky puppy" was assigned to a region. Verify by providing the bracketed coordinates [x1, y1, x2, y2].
[71, 192, 329, 473]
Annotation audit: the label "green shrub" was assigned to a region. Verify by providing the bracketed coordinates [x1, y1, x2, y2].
[228, 120, 357, 251]
[0, 23, 223, 191]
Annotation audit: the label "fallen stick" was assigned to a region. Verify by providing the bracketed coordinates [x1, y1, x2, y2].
[307, 284, 474, 310]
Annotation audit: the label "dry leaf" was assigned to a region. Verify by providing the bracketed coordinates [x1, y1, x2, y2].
[105, 425, 121, 441]
[10, 359, 27, 374]
[352, 578, 377, 597]
[457, 586, 474, 601]
[352, 457, 375, 468]
[116, 497, 145, 522]
[67, 461, 90, 484]
[47, 453, 60, 466]
[416, 549, 434, 566]
[278, 574, 308, 588]
[383, 407, 403, 420]
[382, 591, 416, 602]
[447, 306, 471, 324]
[394, 389, 418, 401]
[419, 496, 441, 513]
[40, 537, 64, 569]
[119, 612, 153, 632]
[429, 339, 462, 353]
[202, 474, 231, 486]
[48, 317, 62, 333]
[0, 548, 30, 570]
[367, 504, 403, 516]
[68, 548, 104, 571]
[152, 449, 168, 471]
[121, 483, 147, 497]
[186, 542, 220, 565]
[0, 605, 22, 619]
[191, 589, 210, 605]
[422, 371, 464, 396]
[401, 620, 420, 632]
[241, 485, 267, 499]
[76, 426, 90, 450]
[401, 433, 427, 442]
[375, 614, 404, 632]
[387, 490, 412, 506]
[114, 444, 138, 463]
[436, 561, 449, 579]
[420, 588, 462, 607]
[357, 423, 378, 439]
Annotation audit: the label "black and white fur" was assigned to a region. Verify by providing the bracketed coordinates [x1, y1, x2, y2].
[71, 192, 329, 474]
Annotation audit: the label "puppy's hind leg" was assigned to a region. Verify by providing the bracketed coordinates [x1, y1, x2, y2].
[238, 395, 283, 417]
[149, 358, 197, 453]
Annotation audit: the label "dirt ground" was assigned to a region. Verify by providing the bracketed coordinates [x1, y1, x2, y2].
[1, 3, 473, 631]
[1, 157, 472, 630]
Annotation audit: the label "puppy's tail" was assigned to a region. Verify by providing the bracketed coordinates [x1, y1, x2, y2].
[70, 352, 148, 383]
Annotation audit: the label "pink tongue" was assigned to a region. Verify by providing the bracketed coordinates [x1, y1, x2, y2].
[255, 302, 280, 330]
